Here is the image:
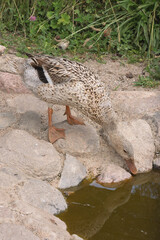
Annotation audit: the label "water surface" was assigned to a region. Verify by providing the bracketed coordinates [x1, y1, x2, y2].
[58, 170, 160, 240]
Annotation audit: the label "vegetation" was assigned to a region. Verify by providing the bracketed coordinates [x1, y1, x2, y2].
[0, 0, 160, 87]
[135, 58, 160, 88]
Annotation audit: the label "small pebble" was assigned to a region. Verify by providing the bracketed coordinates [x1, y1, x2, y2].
[0, 45, 6, 55]
[126, 72, 134, 78]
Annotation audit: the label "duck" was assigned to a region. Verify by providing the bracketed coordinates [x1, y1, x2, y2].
[23, 54, 137, 175]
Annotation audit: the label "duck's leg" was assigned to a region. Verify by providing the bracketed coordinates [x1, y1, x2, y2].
[64, 105, 85, 125]
[48, 107, 65, 143]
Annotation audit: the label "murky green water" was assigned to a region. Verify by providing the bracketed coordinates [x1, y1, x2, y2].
[58, 171, 160, 240]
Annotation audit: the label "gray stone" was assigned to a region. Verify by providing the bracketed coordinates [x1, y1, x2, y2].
[0, 111, 17, 129]
[111, 91, 160, 120]
[0, 167, 25, 189]
[52, 105, 71, 124]
[0, 54, 25, 74]
[0, 72, 29, 93]
[116, 119, 155, 173]
[55, 123, 100, 155]
[19, 179, 67, 214]
[143, 111, 160, 153]
[0, 45, 6, 55]
[0, 198, 71, 240]
[7, 94, 48, 114]
[153, 158, 160, 169]
[18, 111, 44, 134]
[71, 234, 84, 240]
[0, 189, 13, 208]
[0, 223, 40, 240]
[0, 129, 62, 180]
[59, 154, 87, 189]
[97, 164, 132, 183]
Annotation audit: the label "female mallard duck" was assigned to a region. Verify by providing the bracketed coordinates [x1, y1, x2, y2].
[23, 54, 137, 175]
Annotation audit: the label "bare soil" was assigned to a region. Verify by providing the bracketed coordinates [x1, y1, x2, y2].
[85, 57, 160, 91]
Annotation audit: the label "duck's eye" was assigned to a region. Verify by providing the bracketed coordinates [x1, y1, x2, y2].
[123, 149, 127, 153]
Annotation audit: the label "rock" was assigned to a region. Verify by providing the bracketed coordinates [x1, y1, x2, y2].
[18, 111, 44, 134]
[0, 223, 40, 240]
[153, 158, 160, 169]
[0, 167, 25, 189]
[19, 179, 67, 214]
[143, 111, 160, 153]
[0, 54, 25, 74]
[111, 91, 160, 120]
[59, 154, 87, 189]
[0, 189, 13, 208]
[0, 45, 6, 55]
[52, 105, 74, 124]
[0, 111, 17, 129]
[0, 129, 62, 180]
[71, 234, 84, 240]
[57, 40, 70, 50]
[0, 198, 72, 240]
[0, 72, 29, 93]
[126, 72, 133, 78]
[97, 164, 132, 183]
[7, 94, 48, 114]
[116, 119, 155, 173]
[55, 123, 100, 156]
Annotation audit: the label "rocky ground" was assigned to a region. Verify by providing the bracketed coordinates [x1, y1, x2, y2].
[0, 52, 160, 240]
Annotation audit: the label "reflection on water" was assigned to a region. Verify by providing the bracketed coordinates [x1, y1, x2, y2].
[58, 171, 160, 240]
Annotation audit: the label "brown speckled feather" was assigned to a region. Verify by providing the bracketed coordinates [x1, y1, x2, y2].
[23, 54, 137, 175]
[26, 54, 113, 124]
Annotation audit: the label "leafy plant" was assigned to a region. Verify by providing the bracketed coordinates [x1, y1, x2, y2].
[135, 57, 160, 88]
[0, 0, 160, 57]
[146, 58, 160, 80]
[134, 75, 159, 88]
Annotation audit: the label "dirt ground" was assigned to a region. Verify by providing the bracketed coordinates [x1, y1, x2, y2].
[85, 57, 160, 91]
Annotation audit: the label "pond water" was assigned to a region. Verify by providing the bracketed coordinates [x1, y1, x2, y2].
[58, 170, 160, 240]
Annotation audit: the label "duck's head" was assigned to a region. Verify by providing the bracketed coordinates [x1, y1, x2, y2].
[23, 59, 50, 94]
[103, 122, 137, 175]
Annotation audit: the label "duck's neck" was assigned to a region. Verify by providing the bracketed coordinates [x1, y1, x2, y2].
[101, 108, 118, 136]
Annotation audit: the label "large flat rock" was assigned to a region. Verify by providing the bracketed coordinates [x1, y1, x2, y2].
[117, 119, 155, 173]
[0, 223, 40, 240]
[0, 54, 25, 74]
[59, 154, 87, 189]
[54, 122, 100, 156]
[0, 193, 72, 240]
[0, 72, 29, 93]
[143, 111, 160, 153]
[7, 94, 48, 114]
[0, 129, 62, 180]
[18, 111, 44, 134]
[19, 179, 67, 215]
[0, 167, 25, 189]
[97, 164, 132, 183]
[111, 91, 160, 120]
[0, 111, 17, 129]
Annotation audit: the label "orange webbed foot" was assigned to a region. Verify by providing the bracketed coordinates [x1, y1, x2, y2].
[64, 105, 85, 125]
[48, 126, 65, 143]
[66, 114, 85, 125]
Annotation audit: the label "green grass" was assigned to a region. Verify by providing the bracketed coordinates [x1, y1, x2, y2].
[0, 0, 160, 89]
[0, 0, 160, 57]
[135, 75, 159, 88]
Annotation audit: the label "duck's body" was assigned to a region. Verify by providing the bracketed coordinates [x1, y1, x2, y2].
[23, 54, 137, 174]
[28, 55, 113, 124]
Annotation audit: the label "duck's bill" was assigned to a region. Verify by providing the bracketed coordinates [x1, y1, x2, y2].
[125, 159, 137, 175]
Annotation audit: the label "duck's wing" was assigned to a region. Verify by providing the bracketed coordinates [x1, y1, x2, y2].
[29, 54, 94, 84]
